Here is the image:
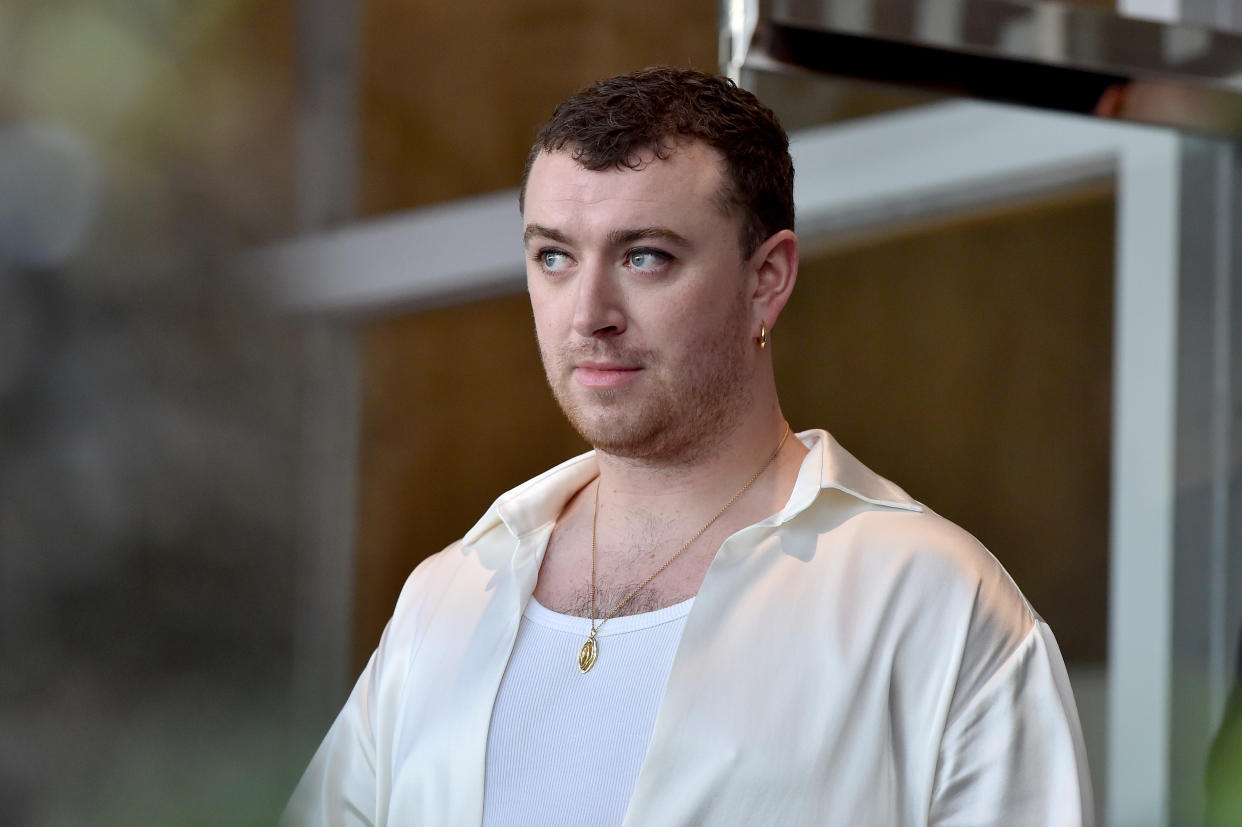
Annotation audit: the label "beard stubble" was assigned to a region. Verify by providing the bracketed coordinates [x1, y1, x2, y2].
[540, 301, 754, 465]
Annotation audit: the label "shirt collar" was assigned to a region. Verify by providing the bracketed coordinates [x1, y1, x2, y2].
[462, 451, 599, 545]
[783, 428, 923, 520]
[461, 428, 921, 546]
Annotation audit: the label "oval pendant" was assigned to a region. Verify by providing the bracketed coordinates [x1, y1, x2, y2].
[578, 636, 598, 673]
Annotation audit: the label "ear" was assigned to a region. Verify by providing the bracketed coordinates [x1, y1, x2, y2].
[748, 229, 799, 336]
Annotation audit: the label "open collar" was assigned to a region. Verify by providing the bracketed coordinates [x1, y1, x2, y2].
[462, 429, 921, 549]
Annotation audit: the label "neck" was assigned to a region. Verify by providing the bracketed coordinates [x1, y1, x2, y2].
[592, 403, 804, 518]
[531, 393, 807, 621]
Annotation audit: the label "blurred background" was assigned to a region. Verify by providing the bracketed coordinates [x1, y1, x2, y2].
[0, 2, 302, 824]
[1, 0, 1238, 825]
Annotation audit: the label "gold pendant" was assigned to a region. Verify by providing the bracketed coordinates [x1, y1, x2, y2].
[578, 635, 598, 673]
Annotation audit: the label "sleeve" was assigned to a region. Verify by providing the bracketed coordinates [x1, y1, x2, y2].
[929, 620, 1094, 826]
[278, 636, 386, 827]
[278, 548, 460, 827]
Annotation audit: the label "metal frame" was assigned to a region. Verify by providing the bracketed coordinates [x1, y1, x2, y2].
[725, 0, 1242, 139]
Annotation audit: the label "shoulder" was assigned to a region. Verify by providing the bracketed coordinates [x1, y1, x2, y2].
[386, 534, 498, 626]
[365, 537, 501, 697]
[861, 507, 1044, 716]
[796, 431, 1028, 614]
[792, 496, 1039, 682]
[804, 494, 1028, 613]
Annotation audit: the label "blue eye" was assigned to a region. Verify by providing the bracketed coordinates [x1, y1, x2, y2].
[626, 248, 672, 272]
[537, 249, 572, 271]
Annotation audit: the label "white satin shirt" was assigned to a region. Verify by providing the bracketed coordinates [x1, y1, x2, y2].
[282, 430, 1093, 826]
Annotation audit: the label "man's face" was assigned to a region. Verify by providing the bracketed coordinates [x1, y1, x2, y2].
[523, 141, 758, 463]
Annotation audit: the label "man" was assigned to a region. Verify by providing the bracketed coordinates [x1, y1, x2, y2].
[283, 67, 1093, 825]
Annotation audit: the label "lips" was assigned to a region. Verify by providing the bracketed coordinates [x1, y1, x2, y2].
[573, 360, 642, 389]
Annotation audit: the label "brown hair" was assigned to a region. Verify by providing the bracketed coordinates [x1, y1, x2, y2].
[520, 66, 794, 258]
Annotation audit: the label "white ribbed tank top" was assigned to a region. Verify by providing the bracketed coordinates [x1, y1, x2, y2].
[481, 596, 693, 827]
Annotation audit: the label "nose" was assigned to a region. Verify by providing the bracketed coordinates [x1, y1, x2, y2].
[571, 260, 626, 339]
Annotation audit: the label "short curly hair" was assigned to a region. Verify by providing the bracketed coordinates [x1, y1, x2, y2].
[519, 66, 794, 259]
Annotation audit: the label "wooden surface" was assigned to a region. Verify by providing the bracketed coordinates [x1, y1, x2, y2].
[357, 0, 719, 215]
[777, 186, 1114, 661]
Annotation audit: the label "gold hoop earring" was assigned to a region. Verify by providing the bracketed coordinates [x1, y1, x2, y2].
[758, 323, 768, 349]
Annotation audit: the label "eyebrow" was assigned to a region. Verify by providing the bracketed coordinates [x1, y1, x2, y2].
[522, 224, 692, 248]
[607, 227, 692, 247]
[523, 224, 570, 245]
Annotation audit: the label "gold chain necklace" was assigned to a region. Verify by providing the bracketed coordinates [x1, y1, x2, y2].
[577, 425, 792, 673]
